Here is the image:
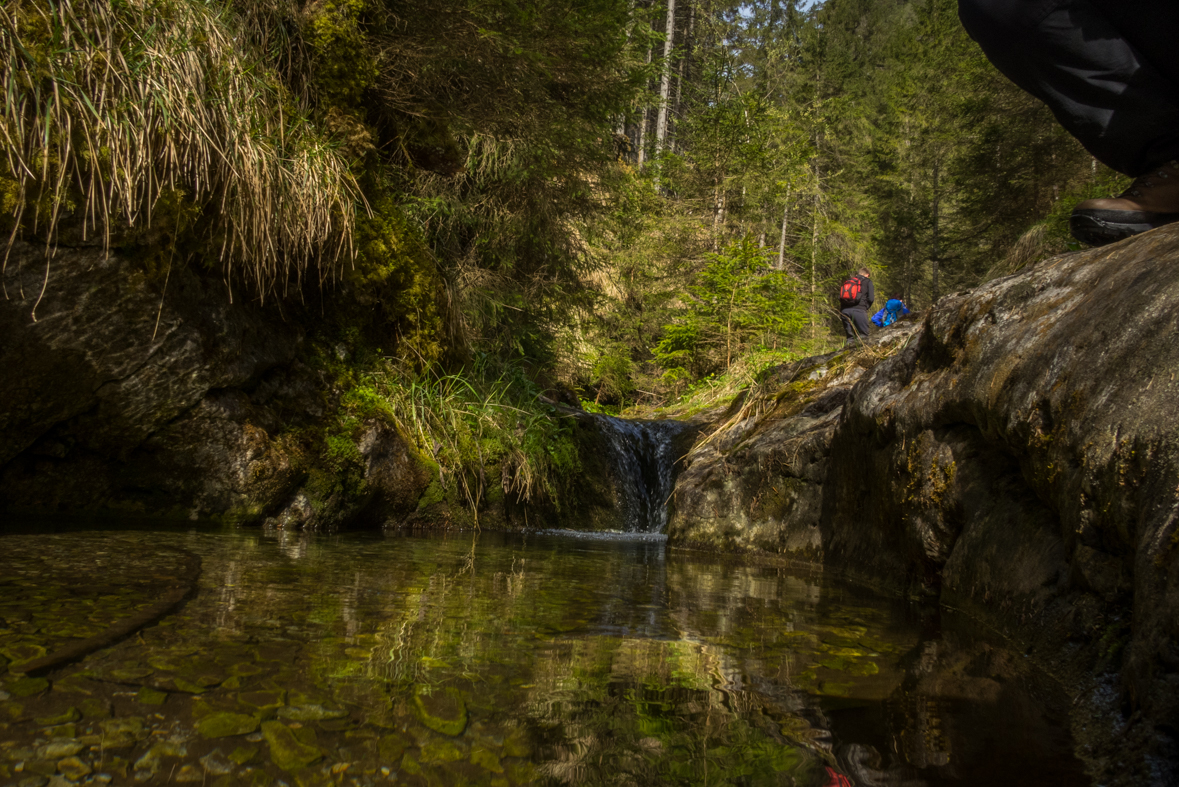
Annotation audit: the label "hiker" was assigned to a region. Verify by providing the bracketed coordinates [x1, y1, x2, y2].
[871, 294, 910, 328]
[839, 268, 874, 346]
[958, 0, 1179, 246]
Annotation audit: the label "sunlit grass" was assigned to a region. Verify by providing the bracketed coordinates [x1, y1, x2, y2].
[368, 356, 581, 519]
[0, 0, 360, 298]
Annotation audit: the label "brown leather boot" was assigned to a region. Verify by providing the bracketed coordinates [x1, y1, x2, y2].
[1070, 160, 1179, 246]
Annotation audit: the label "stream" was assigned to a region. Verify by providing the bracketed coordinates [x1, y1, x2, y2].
[0, 526, 1089, 786]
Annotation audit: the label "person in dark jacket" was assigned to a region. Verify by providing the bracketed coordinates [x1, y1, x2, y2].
[957, 0, 1179, 246]
[840, 268, 875, 346]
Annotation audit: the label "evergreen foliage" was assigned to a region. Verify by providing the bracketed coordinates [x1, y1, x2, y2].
[1, 0, 1127, 512]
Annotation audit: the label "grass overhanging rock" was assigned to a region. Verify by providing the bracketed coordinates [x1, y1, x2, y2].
[0, 0, 360, 298]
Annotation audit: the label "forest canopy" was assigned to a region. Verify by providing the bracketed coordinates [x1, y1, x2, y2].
[1, 0, 1118, 410]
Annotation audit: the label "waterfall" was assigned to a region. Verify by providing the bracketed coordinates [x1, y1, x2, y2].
[593, 416, 693, 533]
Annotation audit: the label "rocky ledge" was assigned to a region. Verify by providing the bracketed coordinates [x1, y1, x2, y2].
[668, 225, 1179, 784]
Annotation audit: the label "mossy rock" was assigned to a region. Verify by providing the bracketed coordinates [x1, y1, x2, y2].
[416, 479, 446, 511]
[502, 726, 531, 758]
[277, 704, 347, 722]
[378, 733, 408, 763]
[411, 685, 467, 736]
[471, 746, 504, 773]
[136, 687, 168, 706]
[100, 717, 148, 748]
[80, 698, 111, 719]
[7, 676, 49, 698]
[238, 688, 286, 711]
[197, 712, 259, 739]
[420, 737, 466, 764]
[261, 720, 323, 772]
[34, 706, 80, 725]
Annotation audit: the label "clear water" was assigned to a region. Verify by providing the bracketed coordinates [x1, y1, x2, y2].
[0, 528, 1090, 786]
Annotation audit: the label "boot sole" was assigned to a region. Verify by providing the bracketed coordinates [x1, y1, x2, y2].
[1070, 209, 1179, 247]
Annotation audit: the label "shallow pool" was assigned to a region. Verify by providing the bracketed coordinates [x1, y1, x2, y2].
[0, 528, 1089, 786]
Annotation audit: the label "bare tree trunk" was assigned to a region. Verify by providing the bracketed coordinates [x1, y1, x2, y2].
[637, 43, 652, 167]
[776, 185, 792, 270]
[655, 0, 677, 158]
[931, 160, 940, 304]
[810, 188, 819, 340]
[713, 179, 725, 251]
[672, 1, 694, 153]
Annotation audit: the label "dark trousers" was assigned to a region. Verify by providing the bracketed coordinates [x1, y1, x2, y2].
[842, 307, 870, 339]
[958, 0, 1179, 176]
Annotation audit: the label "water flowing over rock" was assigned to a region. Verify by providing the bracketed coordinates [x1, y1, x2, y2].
[593, 416, 695, 532]
[668, 225, 1179, 785]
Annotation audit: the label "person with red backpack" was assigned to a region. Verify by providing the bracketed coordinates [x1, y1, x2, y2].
[839, 267, 875, 346]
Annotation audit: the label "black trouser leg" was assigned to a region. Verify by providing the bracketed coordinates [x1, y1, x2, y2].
[842, 307, 870, 338]
[958, 0, 1179, 176]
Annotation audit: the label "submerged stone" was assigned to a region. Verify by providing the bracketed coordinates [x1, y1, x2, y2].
[136, 687, 168, 705]
[228, 746, 257, 765]
[110, 666, 152, 681]
[172, 678, 209, 694]
[34, 708, 80, 726]
[419, 737, 466, 764]
[175, 764, 204, 782]
[470, 746, 504, 773]
[98, 717, 147, 748]
[133, 741, 187, 775]
[261, 720, 322, 772]
[238, 689, 286, 712]
[197, 712, 259, 739]
[277, 704, 346, 722]
[199, 749, 235, 776]
[377, 733, 408, 763]
[411, 686, 467, 737]
[8, 677, 49, 698]
[56, 756, 91, 780]
[37, 741, 83, 759]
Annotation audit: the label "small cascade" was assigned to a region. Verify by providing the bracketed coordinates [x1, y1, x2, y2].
[593, 416, 694, 533]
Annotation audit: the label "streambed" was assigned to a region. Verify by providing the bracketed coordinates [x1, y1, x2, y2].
[0, 528, 1089, 786]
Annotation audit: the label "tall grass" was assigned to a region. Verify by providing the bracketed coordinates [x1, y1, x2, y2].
[0, 0, 359, 297]
[362, 357, 581, 522]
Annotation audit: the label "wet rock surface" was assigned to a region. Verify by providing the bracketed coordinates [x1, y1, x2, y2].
[0, 242, 430, 527]
[668, 225, 1179, 783]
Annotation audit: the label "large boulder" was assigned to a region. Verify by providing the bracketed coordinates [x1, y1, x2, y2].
[0, 242, 429, 525]
[668, 225, 1179, 783]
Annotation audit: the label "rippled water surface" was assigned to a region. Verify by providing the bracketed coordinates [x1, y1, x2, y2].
[0, 528, 1089, 786]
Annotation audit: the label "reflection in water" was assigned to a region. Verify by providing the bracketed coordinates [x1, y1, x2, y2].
[0, 529, 1089, 786]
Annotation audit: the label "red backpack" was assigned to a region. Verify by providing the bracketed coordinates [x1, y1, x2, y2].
[839, 276, 862, 307]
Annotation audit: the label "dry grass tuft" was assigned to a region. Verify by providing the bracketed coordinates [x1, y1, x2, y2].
[0, 0, 360, 300]
[984, 223, 1056, 282]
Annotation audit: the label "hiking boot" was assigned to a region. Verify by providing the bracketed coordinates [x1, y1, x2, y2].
[1070, 161, 1179, 246]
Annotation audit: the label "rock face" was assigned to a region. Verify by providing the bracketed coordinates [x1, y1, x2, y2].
[668, 225, 1179, 783]
[0, 241, 428, 525]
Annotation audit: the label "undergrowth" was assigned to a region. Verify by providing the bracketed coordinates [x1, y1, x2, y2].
[363, 354, 582, 521]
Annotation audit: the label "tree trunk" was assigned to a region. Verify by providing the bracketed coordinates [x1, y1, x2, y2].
[810, 188, 819, 340]
[655, 0, 678, 158]
[931, 160, 940, 304]
[672, 1, 694, 152]
[637, 42, 652, 167]
[777, 185, 792, 271]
